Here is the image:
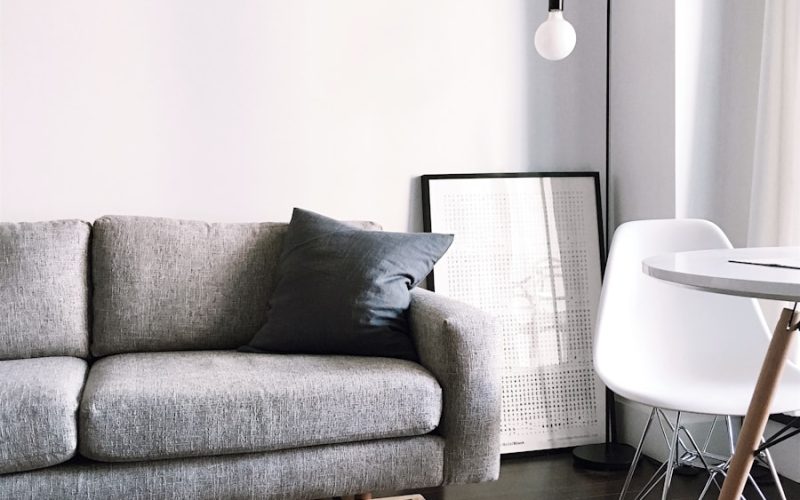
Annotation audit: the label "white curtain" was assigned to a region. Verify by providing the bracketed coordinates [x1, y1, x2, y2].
[748, 0, 800, 335]
[748, 0, 800, 248]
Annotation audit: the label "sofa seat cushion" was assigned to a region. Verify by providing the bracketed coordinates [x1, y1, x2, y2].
[0, 357, 87, 474]
[79, 351, 442, 462]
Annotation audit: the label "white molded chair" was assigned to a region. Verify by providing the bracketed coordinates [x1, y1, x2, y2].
[595, 219, 800, 499]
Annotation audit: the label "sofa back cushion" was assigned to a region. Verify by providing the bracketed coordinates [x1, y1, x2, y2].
[91, 216, 283, 356]
[91, 216, 381, 356]
[0, 220, 91, 360]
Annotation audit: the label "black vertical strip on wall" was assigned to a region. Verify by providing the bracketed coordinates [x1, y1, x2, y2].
[605, 0, 612, 259]
[604, 0, 616, 446]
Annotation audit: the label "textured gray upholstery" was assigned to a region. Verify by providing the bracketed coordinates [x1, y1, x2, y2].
[408, 288, 502, 484]
[0, 436, 444, 499]
[80, 351, 442, 462]
[0, 357, 87, 474]
[0, 214, 502, 495]
[91, 216, 286, 356]
[0, 220, 90, 360]
[91, 216, 380, 356]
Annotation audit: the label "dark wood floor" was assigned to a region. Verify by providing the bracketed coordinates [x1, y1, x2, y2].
[381, 451, 800, 499]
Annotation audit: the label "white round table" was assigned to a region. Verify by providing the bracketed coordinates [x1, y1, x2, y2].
[644, 247, 800, 500]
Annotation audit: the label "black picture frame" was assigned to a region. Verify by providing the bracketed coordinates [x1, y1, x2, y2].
[421, 171, 607, 454]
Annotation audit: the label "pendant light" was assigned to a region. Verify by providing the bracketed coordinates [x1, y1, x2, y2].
[535, 0, 577, 61]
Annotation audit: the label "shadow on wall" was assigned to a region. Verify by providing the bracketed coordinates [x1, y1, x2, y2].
[524, 0, 608, 232]
[408, 178, 424, 233]
[677, 0, 764, 248]
[403, 0, 608, 233]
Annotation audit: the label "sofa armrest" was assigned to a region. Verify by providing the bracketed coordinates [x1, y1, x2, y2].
[408, 288, 501, 484]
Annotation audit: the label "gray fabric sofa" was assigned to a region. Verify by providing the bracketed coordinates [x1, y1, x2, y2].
[0, 216, 501, 499]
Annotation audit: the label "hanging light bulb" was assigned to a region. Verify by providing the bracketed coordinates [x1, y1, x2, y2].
[535, 0, 577, 61]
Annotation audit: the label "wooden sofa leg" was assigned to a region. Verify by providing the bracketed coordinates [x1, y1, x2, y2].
[354, 494, 372, 500]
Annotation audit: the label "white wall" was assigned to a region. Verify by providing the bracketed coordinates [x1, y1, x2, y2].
[675, 0, 765, 247]
[610, 0, 763, 241]
[609, 0, 676, 230]
[610, 0, 800, 482]
[0, 0, 608, 231]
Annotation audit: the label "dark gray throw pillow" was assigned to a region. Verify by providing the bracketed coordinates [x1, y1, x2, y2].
[240, 208, 454, 360]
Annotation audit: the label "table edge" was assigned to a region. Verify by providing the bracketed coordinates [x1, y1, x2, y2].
[642, 259, 800, 302]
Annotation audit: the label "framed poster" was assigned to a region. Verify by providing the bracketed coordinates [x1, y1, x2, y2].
[422, 172, 606, 454]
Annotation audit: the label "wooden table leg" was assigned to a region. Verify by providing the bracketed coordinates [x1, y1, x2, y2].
[719, 307, 798, 500]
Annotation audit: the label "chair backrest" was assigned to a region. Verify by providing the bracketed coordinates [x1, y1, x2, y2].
[594, 219, 771, 391]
